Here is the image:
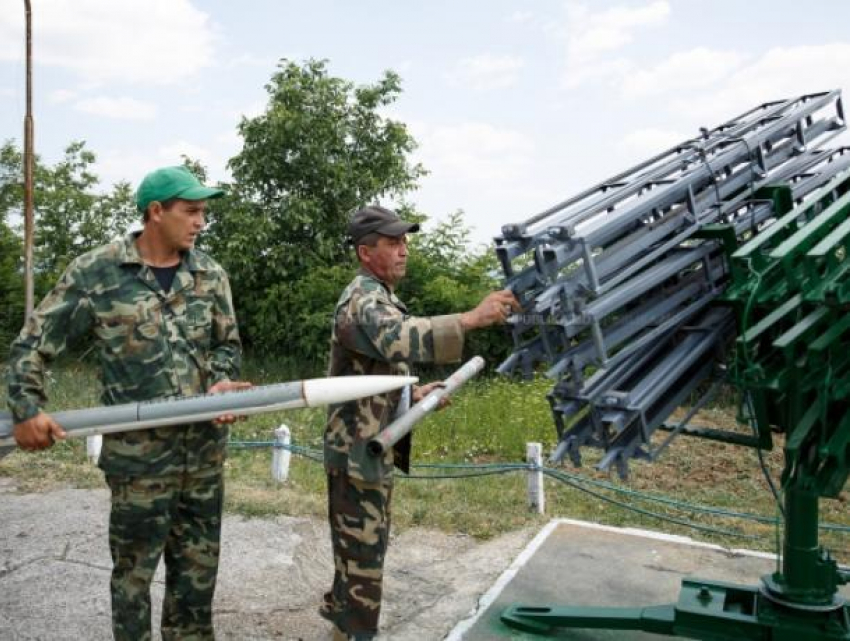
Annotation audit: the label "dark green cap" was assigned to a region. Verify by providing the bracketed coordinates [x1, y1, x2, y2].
[135, 166, 225, 212]
[347, 205, 420, 244]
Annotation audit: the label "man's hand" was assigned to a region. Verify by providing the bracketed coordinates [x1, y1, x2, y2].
[461, 290, 521, 331]
[208, 380, 254, 424]
[412, 381, 450, 410]
[13, 412, 66, 451]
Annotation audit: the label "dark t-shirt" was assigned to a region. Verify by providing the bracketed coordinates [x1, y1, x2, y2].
[150, 264, 180, 293]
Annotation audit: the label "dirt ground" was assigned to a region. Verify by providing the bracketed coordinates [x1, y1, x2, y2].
[0, 478, 534, 640]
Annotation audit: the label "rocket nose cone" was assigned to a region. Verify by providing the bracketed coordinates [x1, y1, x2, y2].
[302, 375, 419, 407]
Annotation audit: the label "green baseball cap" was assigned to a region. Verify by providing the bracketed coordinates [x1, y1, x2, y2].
[135, 166, 225, 212]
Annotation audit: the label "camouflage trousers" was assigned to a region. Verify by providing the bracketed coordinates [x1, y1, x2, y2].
[106, 469, 224, 641]
[325, 469, 394, 637]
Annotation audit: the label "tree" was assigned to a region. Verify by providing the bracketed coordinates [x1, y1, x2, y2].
[0, 218, 23, 354]
[0, 140, 136, 292]
[0, 140, 136, 356]
[204, 59, 426, 358]
[398, 210, 512, 368]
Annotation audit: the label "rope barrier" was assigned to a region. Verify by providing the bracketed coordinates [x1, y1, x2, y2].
[228, 439, 850, 539]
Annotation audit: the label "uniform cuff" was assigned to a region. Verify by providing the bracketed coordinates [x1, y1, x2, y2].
[9, 399, 41, 424]
[431, 314, 464, 364]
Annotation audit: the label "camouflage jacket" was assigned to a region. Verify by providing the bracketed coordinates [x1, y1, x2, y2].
[325, 269, 464, 483]
[6, 232, 242, 477]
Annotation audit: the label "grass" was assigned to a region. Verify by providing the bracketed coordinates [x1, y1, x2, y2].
[3, 358, 850, 565]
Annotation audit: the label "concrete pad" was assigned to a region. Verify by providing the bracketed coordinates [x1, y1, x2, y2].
[449, 518, 850, 640]
[0, 486, 533, 640]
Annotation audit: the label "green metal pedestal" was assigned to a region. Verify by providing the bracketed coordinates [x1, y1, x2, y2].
[502, 578, 850, 640]
[500, 173, 850, 639]
[501, 487, 849, 640]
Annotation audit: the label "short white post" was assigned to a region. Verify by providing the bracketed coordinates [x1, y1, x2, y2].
[272, 424, 291, 482]
[86, 434, 102, 464]
[526, 442, 545, 514]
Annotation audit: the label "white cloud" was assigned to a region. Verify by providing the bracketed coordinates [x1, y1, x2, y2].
[394, 60, 414, 74]
[621, 47, 747, 99]
[564, 58, 634, 89]
[49, 89, 77, 104]
[94, 139, 230, 190]
[0, 0, 215, 84]
[158, 141, 213, 165]
[507, 10, 534, 25]
[670, 43, 850, 121]
[559, 1, 669, 88]
[225, 52, 279, 70]
[414, 121, 534, 185]
[215, 129, 242, 153]
[565, 1, 670, 62]
[450, 54, 525, 91]
[74, 96, 157, 120]
[621, 127, 686, 156]
[231, 101, 267, 122]
[404, 119, 564, 244]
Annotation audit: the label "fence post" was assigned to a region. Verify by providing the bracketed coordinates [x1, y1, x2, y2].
[272, 424, 291, 482]
[526, 442, 545, 514]
[86, 434, 102, 465]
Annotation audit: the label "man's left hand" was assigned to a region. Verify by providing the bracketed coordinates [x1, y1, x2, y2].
[208, 380, 254, 424]
[412, 381, 450, 410]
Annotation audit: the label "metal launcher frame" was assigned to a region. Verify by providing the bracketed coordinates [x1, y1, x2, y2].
[499, 91, 850, 639]
[496, 90, 850, 478]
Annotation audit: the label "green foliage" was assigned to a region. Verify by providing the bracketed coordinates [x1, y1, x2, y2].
[0, 140, 136, 357]
[203, 59, 426, 358]
[248, 263, 354, 373]
[0, 140, 136, 296]
[0, 219, 23, 352]
[0, 61, 513, 371]
[32, 142, 136, 289]
[399, 209, 511, 368]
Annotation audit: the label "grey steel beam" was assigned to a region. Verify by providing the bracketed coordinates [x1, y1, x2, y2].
[497, 91, 850, 476]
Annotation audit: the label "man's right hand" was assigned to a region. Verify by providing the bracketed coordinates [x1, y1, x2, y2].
[461, 290, 521, 330]
[13, 412, 66, 451]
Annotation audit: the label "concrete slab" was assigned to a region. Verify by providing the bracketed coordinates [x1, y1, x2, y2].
[449, 519, 850, 640]
[0, 486, 533, 640]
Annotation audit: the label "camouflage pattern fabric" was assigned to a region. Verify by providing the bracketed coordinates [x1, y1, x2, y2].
[6, 231, 240, 639]
[324, 470, 393, 637]
[323, 269, 464, 638]
[107, 469, 223, 641]
[6, 231, 242, 476]
[324, 269, 463, 484]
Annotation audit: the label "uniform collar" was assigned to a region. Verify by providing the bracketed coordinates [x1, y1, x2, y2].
[356, 267, 406, 310]
[357, 267, 392, 291]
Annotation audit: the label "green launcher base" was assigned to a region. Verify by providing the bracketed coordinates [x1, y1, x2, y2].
[502, 577, 850, 640]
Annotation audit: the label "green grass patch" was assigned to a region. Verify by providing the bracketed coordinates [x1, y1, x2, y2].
[2, 360, 850, 563]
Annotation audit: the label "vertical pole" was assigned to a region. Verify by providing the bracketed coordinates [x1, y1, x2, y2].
[272, 424, 291, 482]
[527, 442, 545, 514]
[86, 434, 101, 464]
[780, 485, 836, 602]
[23, 0, 35, 319]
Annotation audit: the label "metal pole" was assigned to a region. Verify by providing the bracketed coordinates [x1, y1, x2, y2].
[23, 0, 35, 319]
[366, 357, 486, 457]
[272, 424, 291, 482]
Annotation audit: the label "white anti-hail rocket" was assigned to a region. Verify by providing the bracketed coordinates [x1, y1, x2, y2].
[0, 375, 417, 454]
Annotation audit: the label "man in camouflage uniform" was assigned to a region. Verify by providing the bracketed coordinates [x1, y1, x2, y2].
[322, 205, 519, 640]
[6, 166, 248, 641]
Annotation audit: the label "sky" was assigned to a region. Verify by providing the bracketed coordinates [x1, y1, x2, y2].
[2, 0, 850, 246]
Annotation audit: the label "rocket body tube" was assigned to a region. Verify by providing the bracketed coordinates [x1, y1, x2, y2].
[0, 375, 418, 448]
[367, 356, 485, 457]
